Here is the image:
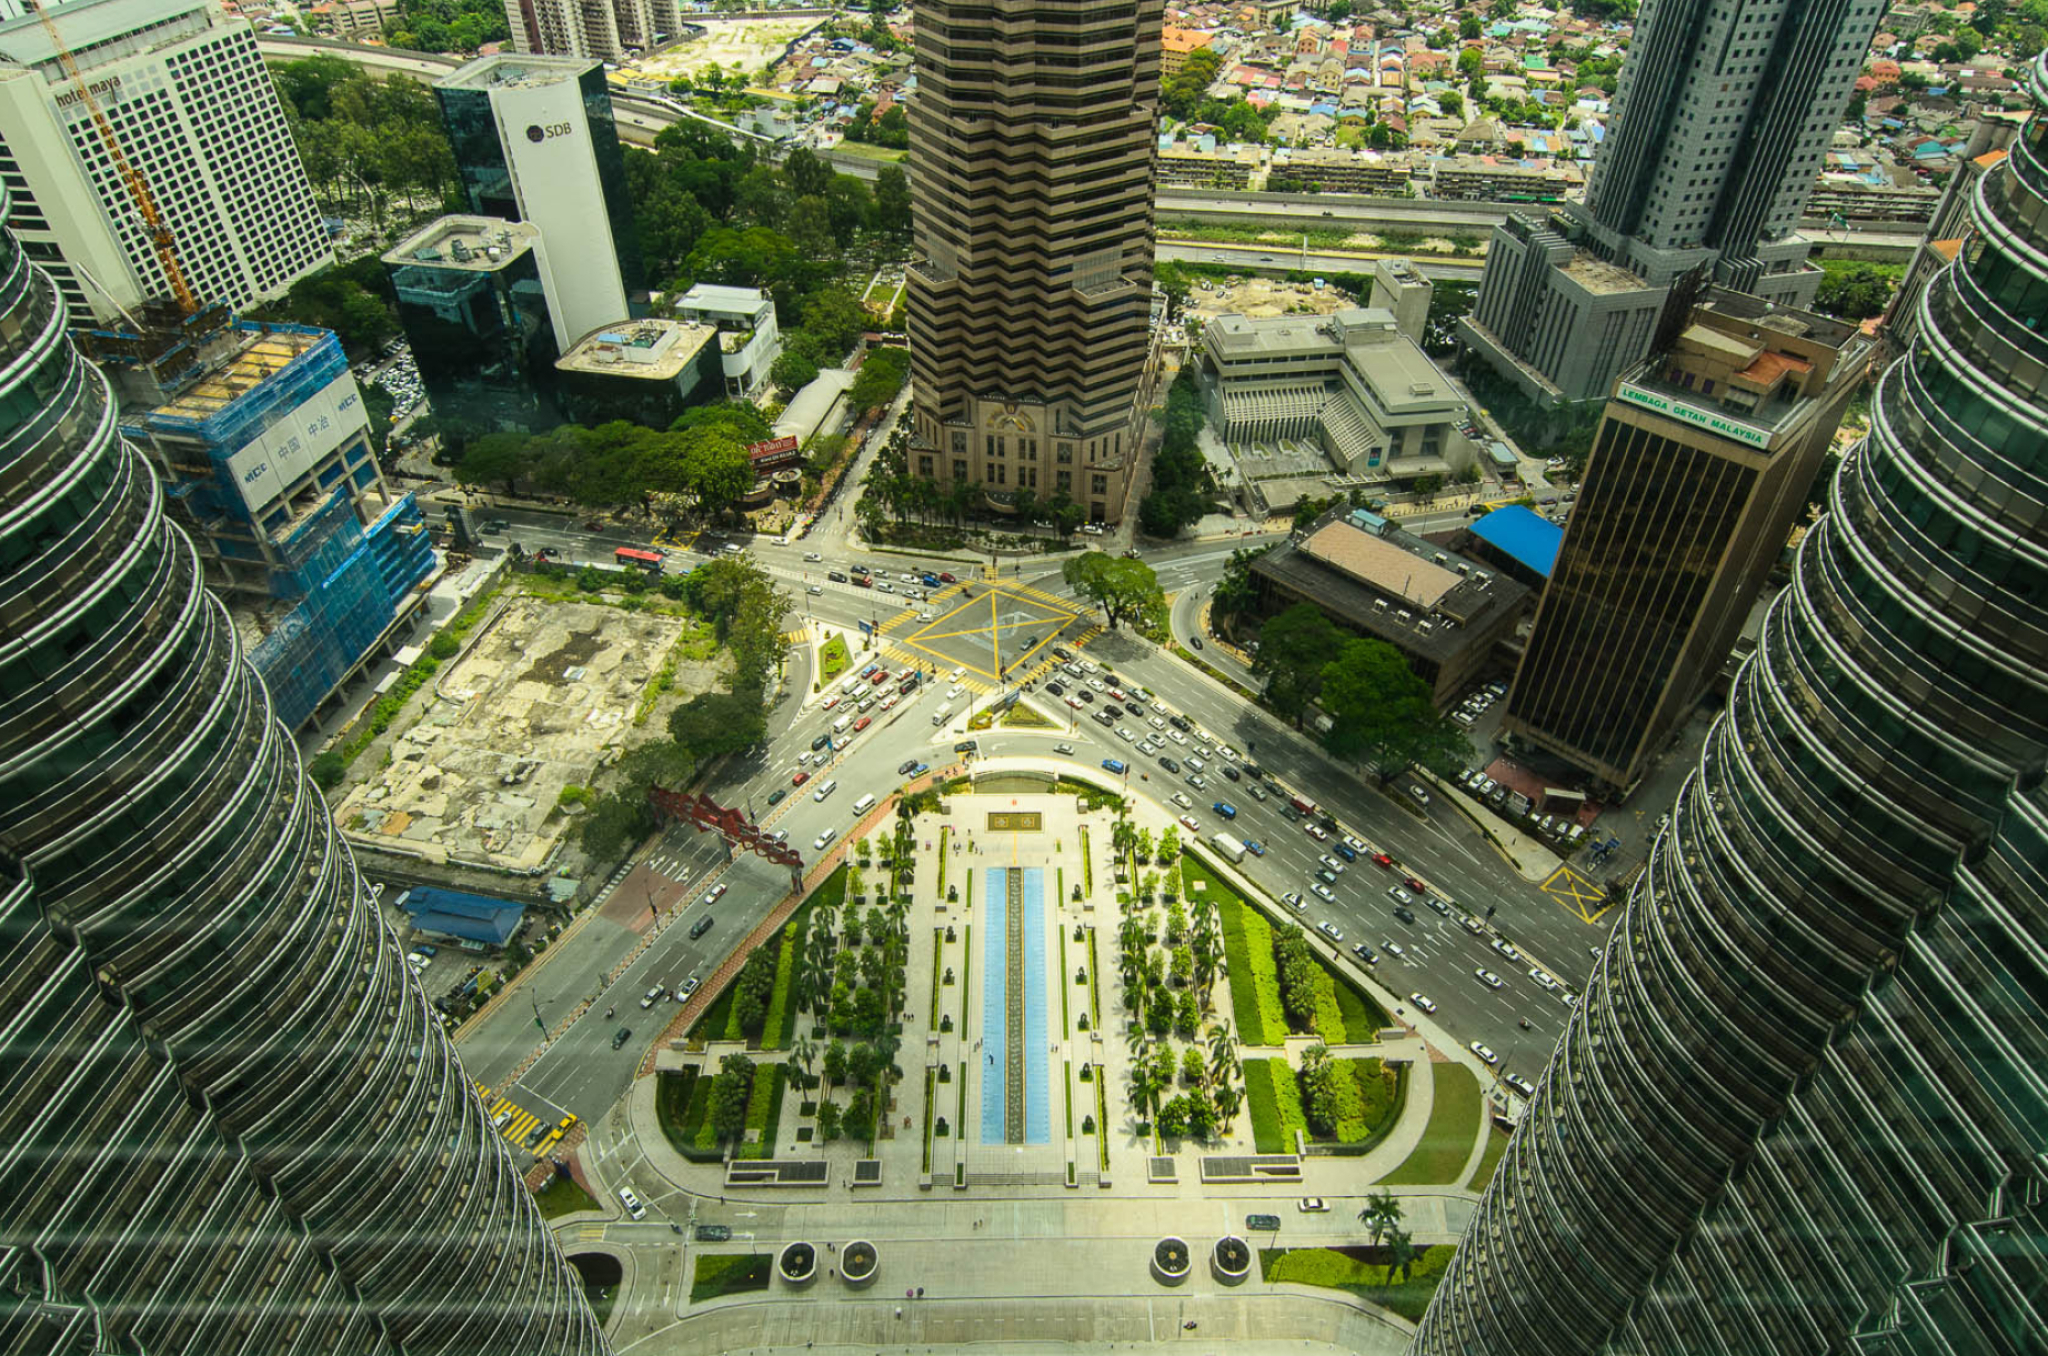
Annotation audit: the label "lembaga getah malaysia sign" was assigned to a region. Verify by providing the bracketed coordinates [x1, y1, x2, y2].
[1615, 382, 1774, 450]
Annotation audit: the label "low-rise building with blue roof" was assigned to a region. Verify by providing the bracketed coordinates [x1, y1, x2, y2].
[1466, 504, 1563, 586]
[401, 887, 527, 949]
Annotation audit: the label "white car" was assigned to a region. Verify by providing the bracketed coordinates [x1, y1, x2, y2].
[1305, 823, 1329, 841]
[1282, 891, 1307, 912]
[1318, 920, 1343, 941]
[1311, 883, 1336, 903]
[1492, 938, 1522, 962]
[1179, 815, 1201, 833]
[1408, 991, 1435, 1013]
[1088, 678, 1107, 692]
[1149, 716, 1167, 730]
[1504, 1073, 1537, 1099]
[1171, 792, 1194, 809]
[1298, 1197, 1330, 1212]
[618, 1187, 646, 1220]
[640, 984, 665, 1009]
[1116, 726, 1137, 742]
[1341, 834, 1367, 853]
[946, 685, 964, 699]
[1528, 968, 1559, 992]
[1385, 941, 1407, 960]
[1167, 729, 1188, 745]
[1470, 1040, 1500, 1066]
[1474, 968, 1505, 990]
[804, 551, 822, 561]
[1318, 854, 1346, 874]
[948, 666, 964, 680]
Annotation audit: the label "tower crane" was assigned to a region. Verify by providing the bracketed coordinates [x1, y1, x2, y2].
[29, 0, 198, 314]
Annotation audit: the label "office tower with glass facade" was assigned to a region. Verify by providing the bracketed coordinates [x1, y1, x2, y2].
[436, 54, 645, 346]
[0, 0, 333, 326]
[1500, 289, 1872, 796]
[1415, 49, 2048, 1356]
[1460, 0, 1885, 402]
[0, 180, 607, 1355]
[904, 0, 1164, 526]
[385, 215, 564, 435]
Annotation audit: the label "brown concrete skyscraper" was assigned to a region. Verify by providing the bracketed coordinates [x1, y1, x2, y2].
[905, 0, 1164, 526]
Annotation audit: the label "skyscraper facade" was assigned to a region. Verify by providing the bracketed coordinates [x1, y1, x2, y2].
[436, 54, 646, 346]
[1415, 50, 2048, 1356]
[498, 0, 678, 62]
[1501, 290, 1871, 795]
[1460, 0, 1885, 402]
[0, 0, 333, 326]
[904, 0, 1164, 526]
[0, 182, 606, 1354]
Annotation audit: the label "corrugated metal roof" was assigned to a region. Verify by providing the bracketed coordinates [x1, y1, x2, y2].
[1469, 504, 1562, 579]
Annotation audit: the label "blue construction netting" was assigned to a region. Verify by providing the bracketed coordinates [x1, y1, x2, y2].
[1469, 504, 1564, 578]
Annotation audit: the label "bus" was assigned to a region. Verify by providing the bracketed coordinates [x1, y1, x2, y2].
[615, 547, 665, 571]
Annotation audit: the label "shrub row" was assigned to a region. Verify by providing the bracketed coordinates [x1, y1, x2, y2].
[739, 1064, 785, 1160]
[1244, 1057, 1307, 1153]
[1217, 891, 1285, 1046]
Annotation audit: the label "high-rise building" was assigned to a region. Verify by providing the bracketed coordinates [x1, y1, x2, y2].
[385, 215, 565, 434]
[1501, 289, 1872, 795]
[0, 181, 606, 1355]
[1460, 0, 1884, 403]
[0, 0, 333, 327]
[105, 310, 439, 733]
[905, 0, 1165, 527]
[1885, 121, 2017, 351]
[498, 0, 678, 64]
[1415, 50, 2048, 1356]
[1369, 256, 1432, 345]
[435, 54, 645, 346]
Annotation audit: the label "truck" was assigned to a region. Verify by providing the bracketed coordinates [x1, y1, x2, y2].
[1290, 793, 1319, 817]
[1210, 832, 1247, 863]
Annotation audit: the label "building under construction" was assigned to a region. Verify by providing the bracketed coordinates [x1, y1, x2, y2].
[102, 313, 438, 733]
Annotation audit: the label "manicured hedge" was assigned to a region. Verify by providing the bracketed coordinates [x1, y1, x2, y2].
[759, 903, 813, 1050]
[1334, 971, 1390, 1041]
[1244, 1056, 1307, 1153]
[1215, 886, 1285, 1046]
[739, 1064, 785, 1159]
[689, 981, 738, 1043]
[682, 1068, 720, 1157]
[655, 1067, 700, 1158]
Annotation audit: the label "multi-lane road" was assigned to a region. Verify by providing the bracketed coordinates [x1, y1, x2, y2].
[443, 512, 1611, 1131]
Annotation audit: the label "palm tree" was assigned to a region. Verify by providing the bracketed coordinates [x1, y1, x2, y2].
[1206, 1021, 1238, 1083]
[1357, 1190, 1403, 1250]
[1380, 1227, 1418, 1288]
[792, 1035, 817, 1094]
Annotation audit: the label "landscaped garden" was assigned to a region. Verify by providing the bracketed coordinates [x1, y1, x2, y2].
[1259, 1243, 1453, 1323]
[819, 633, 852, 683]
[689, 1252, 772, 1304]
[1379, 1063, 1483, 1185]
[532, 1171, 598, 1220]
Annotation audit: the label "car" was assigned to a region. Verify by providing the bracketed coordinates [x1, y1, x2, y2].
[1213, 801, 1237, 819]
[939, 572, 957, 583]
[1352, 942, 1378, 965]
[1425, 895, 1451, 916]
[821, 695, 839, 711]
[1409, 991, 1435, 1013]
[912, 762, 930, 776]
[703, 881, 728, 905]
[678, 976, 701, 999]
[1371, 852, 1394, 868]
[491, 1108, 515, 1132]
[1492, 938, 1522, 961]
[1319, 855, 1347, 874]
[880, 694, 900, 711]
[639, 984, 664, 1009]
[1504, 1073, 1538, 1099]
[1047, 681, 1066, 696]
[689, 915, 713, 939]
[1305, 823, 1329, 841]
[1088, 678, 1106, 692]
[1282, 891, 1306, 911]
[804, 551, 822, 562]
[1392, 904, 1417, 924]
[1403, 875, 1426, 893]
[695, 1223, 732, 1242]
[1318, 920, 1343, 941]
[854, 716, 872, 732]
[808, 584, 824, 595]
[1460, 914, 1486, 936]
[1078, 690, 1094, 703]
[1528, 968, 1559, 992]
[1311, 883, 1336, 903]
[1190, 636, 1204, 649]
[1167, 729, 1187, 745]
[811, 733, 832, 751]
[1246, 1213, 1282, 1231]
[899, 758, 921, 775]
[1315, 868, 1340, 886]
[1220, 765, 1241, 782]
[876, 581, 893, 592]
[1179, 815, 1201, 833]
[1332, 842, 1356, 861]
[1475, 968, 1505, 990]
[1246, 782, 1270, 802]
[1054, 743, 1074, 755]
[1159, 756, 1181, 773]
[1185, 774, 1208, 790]
[813, 829, 837, 850]
[857, 696, 875, 713]
[611, 1027, 633, 1050]
[1116, 726, 1137, 743]
[1171, 792, 1194, 809]
[1298, 1197, 1330, 1212]
[1094, 710, 1116, 728]
[1470, 1040, 1500, 1066]
[1243, 839, 1266, 857]
[871, 669, 891, 685]
[793, 769, 813, 786]
[619, 1187, 646, 1220]
[851, 574, 872, 588]
[1408, 785, 1430, 808]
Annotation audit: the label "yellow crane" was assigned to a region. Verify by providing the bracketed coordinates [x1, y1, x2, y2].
[30, 0, 198, 314]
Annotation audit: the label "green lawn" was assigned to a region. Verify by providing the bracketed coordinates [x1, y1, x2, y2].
[819, 634, 851, 682]
[831, 139, 908, 162]
[1244, 1056, 1306, 1153]
[758, 900, 815, 1050]
[1001, 703, 1056, 728]
[689, 1253, 772, 1304]
[532, 1172, 598, 1220]
[1378, 1063, 1484, 1185]
[654, 1067, 700, 1158]
[1468, 1124, 1512, 1192]
[1202, 860, 1285, 1045]
[1259, 1244, 1455, 1323]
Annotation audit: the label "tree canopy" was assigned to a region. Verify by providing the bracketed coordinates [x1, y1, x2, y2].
[1253, 604, 1347, 725]
[1140, 367, 1213, 539]
[1318, 637, 1468, 779]
[1062, 552, 1164, 632]
[452, 415, 758, 518]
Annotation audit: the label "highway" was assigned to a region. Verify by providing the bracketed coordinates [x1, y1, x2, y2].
[1158, 240, 1485, 278]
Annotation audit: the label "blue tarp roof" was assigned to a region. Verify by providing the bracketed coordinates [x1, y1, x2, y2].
[403, 886, 525, 946]
[1470, 504, 1563, 578]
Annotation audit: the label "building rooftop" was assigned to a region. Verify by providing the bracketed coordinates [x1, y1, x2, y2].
[145, 326, 324, 426]
[1301, 517, 1461, 611]
[438, 52, 596, 92]
[677, 282, 772, 313]
[401, 886, 526, 946]
[382, 216, 541, 272]
[1561, 250, 1649, 295]
[556, 320, 717, 380]
[1468, 504, 1563, 578]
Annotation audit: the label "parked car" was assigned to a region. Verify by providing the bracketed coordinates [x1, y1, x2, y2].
[1409, 992, 1436, 1014]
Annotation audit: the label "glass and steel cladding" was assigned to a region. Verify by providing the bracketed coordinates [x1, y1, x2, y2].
[1414, 51, 2048, 1356]
[0, 193, 606, 1353]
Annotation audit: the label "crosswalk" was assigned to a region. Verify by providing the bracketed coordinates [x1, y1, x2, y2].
[481, 1090, 572, 1157]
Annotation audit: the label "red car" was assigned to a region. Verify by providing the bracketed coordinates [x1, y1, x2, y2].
[854, 716, 872, 732]
[937, 571, 956, 583]
[1404, 875, 1427, 893]
[870, 669, 890, 685]
[851, 575, 873, 588]
[1372, 852, 1394, 868]
[792, 770, 810, 786]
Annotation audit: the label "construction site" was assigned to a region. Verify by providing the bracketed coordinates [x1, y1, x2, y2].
[333, 595, 722, 875]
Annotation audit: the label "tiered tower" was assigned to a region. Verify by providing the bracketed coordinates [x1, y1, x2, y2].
[1416, 50, 2048, 1356]
[0, 182, 606, 1354]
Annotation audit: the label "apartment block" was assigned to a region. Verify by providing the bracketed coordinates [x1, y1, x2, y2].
[499, 0, 679, 62]
[0, 0, 332, 325]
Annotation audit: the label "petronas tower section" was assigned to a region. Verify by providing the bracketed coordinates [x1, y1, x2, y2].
[0, 190, 607, 1353]
[1415, 51, 2048, 1356]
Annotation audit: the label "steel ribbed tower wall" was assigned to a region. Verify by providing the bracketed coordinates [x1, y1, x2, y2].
[0, 192, 606, 1354]
[1415, 52, 2048, 1356]
[905, 0, 1162, 524]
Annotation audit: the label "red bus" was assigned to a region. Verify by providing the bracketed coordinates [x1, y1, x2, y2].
[615, 547, 665, 571]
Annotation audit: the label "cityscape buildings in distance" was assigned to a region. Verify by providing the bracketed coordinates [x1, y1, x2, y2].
[1414, 48, 2048, 1356]
[1461, 0, 1886, 403]
[0, 175, 608, 1353]
[903, 0, 1167, 527]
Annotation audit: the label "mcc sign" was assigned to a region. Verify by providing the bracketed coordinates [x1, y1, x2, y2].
[1615, 382, 1774, 450]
